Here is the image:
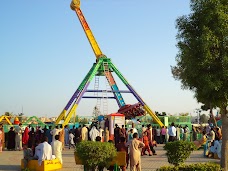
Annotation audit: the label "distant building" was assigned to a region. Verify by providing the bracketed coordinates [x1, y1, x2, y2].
[40, 117, 52, 123]
[50, 117, 57, 122]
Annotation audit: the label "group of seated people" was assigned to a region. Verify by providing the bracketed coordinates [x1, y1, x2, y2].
[23, 135, 62, 168]
[193, 125, 222, 159]
[207, 136, 222, 159]
[193, 130, 207, 149]
[206, 126, 222, 159]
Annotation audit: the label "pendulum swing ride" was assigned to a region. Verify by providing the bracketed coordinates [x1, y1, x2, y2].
[55, 0, 164, 127]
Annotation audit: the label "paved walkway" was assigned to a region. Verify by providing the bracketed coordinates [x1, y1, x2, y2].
[0, 145, 219, 171]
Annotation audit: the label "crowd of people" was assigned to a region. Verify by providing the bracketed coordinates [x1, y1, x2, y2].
[0, 120, 158, 171]
[0, 120, 223, 171]
[5, 124, 65, 151]
[0, 123, 66, 167]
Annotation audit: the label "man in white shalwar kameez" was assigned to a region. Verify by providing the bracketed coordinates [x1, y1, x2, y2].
[51, 135, 63, 164]
[51, 126, 62, 142]
[15, 123, 23, 151]
[37, 137, 53, 165]
[81, 125, 88, 141]
[89, 126, 100, 141]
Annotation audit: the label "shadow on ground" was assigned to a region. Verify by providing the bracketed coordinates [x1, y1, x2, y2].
[0, 165, 20, 171]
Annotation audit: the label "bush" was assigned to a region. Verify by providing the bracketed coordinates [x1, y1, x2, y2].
[75, 141, 117, 170]
[157, 163, 221, 171]
[164, 140, 196, 166]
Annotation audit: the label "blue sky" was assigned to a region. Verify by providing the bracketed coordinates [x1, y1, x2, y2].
[0, 0, 202, 117]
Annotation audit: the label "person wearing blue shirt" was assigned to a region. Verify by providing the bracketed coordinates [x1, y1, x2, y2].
[168, 123, 176, 142]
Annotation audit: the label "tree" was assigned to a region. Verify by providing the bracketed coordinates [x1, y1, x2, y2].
[155, 111, 160, 116]
[155, 111, 167, 116]
[79, 118, 89, 125]
[179, 112, 189, 116]
[4, 112, 13, 116]
[70, 115, 79, 123]
[161, 112, 167, 116]
[201, 104, 217, 126]
[200, 114, 209, 123]
[171, 0, 228, 168]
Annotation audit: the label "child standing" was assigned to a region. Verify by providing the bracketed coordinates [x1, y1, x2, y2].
[141, 132, 152, 156]
[69, 131, 75, 149]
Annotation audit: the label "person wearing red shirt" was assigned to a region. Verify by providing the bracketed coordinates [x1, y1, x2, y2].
[141, 132, 152, 156]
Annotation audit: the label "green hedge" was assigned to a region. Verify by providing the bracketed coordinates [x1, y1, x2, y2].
[75, 141, 117, 169]
[164, 141, 196, 166]
[157, 163, 221, 171]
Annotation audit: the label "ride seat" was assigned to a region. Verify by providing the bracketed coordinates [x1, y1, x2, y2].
[21, 158, 62, 171]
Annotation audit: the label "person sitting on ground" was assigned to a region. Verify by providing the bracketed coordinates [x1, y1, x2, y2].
[208, 136, 221, 159]
[193, 130, 207, 149]
[215, 127, 222, 140]
[208, 127, 215, 142]
[23, 144, 33, 168]
[51, 135, 63, 164]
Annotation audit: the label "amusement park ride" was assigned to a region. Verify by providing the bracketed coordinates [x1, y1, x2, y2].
[55, 0, 164, 127]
